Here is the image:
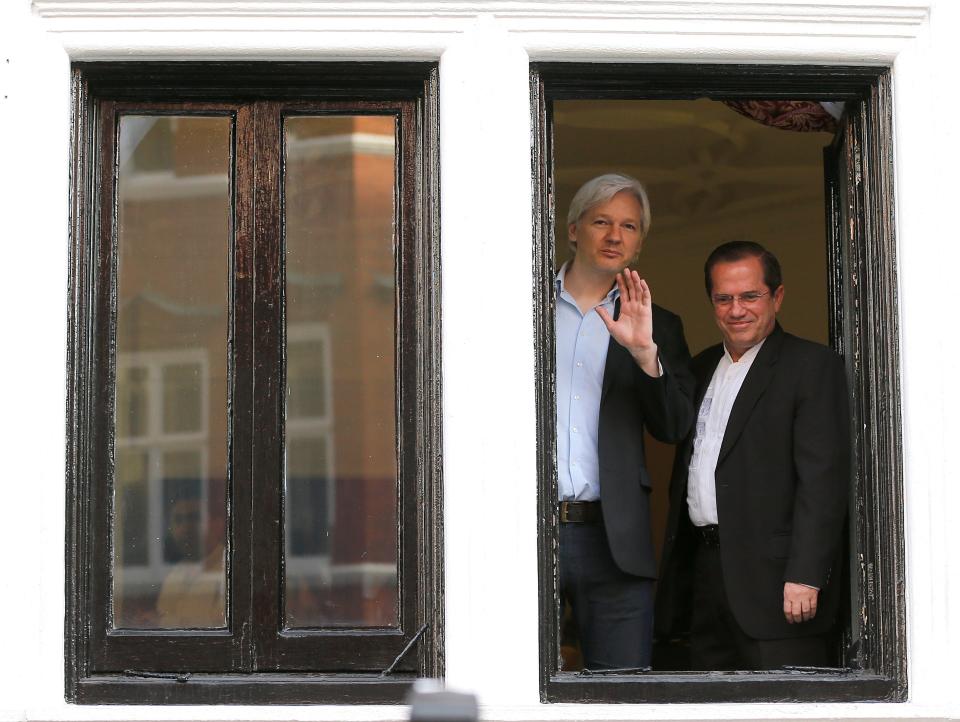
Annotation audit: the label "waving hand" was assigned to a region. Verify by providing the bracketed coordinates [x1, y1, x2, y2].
[596, 270, 660, 377]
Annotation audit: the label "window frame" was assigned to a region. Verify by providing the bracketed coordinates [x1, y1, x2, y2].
[65, 62, 443, 704]
[531, 62, 906, 703]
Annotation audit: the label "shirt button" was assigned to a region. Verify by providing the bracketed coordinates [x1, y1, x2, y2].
[576, 361, 583, 367]
[574, 394, 581, 400]
[572, 426, 578, 433]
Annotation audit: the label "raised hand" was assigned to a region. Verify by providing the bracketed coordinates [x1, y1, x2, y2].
[596, 270, 660, 377]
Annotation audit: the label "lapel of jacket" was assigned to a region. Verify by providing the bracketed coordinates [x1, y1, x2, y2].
[716, 324, 785, 467]
[674, 345, 723, 481]
[600, 298, 621, 404]
[694, 346, 723, 417]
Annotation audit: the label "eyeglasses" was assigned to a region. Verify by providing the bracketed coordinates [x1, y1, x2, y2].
[710, 291, 770, 307]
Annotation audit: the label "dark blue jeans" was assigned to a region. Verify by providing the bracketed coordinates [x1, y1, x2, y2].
[559, 522, 654, 670]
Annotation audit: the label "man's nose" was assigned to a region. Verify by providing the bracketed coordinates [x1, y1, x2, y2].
[605, 224, 623, 242]
[728, 297, 748, 315]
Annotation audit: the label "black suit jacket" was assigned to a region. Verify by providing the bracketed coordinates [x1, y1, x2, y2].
[596, 303, 695, 579]
[655, 325, 850, 640]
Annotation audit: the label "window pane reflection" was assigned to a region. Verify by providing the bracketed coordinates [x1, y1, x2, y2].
[111, 115, 230, 629]
[283, 116, 399, 628]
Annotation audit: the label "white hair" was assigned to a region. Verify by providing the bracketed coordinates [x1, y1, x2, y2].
[566, 173, 652, 251]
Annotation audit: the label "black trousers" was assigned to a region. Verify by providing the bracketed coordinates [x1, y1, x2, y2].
[690, 539, 828, 671]
[559, 522, 654, 670]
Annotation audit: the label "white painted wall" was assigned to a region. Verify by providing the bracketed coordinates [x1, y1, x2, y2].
[1, 1, 958, 721]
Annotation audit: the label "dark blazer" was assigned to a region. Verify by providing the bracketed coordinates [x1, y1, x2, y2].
[655, 325, 850, 640]
[597, 303, 695, 579]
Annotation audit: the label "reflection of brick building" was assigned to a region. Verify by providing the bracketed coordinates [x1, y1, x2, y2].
[285, 115, 399, 627]
[113, 115, 400, 629]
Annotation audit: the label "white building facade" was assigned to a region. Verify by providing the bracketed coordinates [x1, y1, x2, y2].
[0, 1, 957, 721]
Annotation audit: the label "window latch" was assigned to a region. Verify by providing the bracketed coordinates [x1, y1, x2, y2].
[381, 622, 429, 677]
[123, 669, 191, 684]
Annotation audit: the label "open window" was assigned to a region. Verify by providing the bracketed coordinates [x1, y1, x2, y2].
[532, 64, 905, 702]
[65, 63, 442, 704]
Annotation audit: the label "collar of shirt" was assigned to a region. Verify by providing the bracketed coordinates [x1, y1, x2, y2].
[556, 261, 620, 311]
[722, 336, 767, 366]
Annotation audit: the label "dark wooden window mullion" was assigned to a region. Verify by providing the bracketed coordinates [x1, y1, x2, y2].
[232, 102, 258, 672]
[820, 82, 904, 692]
[531, 73, 560, 698]
[88, 101, 243, 674]
[411, 67, 444, 678]
[66, 69, 96, 698]
[86, 98, 120, 672]
[397, 100, 423, 675]
[829, 99, 883, 677]
[823, 116, 859, 671]
[250, 99, 285, 672]
[845, 80, 906, 690]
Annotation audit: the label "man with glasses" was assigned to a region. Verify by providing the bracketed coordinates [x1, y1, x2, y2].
[655, 241, 850, 670]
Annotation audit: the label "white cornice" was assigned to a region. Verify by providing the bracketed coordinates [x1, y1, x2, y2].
[32, 1, 928, 23]
[31, 0, 929, 61]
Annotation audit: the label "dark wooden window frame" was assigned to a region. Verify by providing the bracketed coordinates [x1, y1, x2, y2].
[65, 62, 443, 705]
[531, 63, 906, 703]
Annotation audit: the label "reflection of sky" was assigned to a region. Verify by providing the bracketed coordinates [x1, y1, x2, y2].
[118, 115, 159, 172]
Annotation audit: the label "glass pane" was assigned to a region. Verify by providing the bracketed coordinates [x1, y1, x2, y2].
[286, 436, 332, 559]
[115, 450, 149, 567]
[116, 366, 149, 438]
[283, 115, 399, 628]
[111, 115, 230, 630]
[162, 363, 203, 434]
[287, 339, 329, 420]
[161, 450, 204, 564]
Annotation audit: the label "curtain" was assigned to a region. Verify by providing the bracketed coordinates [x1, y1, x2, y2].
[722, 101, 840, 133]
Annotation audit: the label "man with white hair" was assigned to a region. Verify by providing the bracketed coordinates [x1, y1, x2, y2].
[556, 173, 694, 669]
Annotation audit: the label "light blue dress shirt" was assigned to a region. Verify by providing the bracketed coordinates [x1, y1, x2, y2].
[555, 262, 619, 502]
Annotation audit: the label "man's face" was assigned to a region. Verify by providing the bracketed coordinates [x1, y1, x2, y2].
[568, 191, 644, 276]
[710, 256, 783, 360]
[169, 498, 201, 560]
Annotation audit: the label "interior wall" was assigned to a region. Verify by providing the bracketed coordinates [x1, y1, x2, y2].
[553, 99, 836, 565]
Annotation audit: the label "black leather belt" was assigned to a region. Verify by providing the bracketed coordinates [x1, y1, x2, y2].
[559, 500, 602, 523]
[693, 524, 720, 547]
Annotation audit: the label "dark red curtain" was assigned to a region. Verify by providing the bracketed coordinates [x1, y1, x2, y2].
[723, 101, 838, 133]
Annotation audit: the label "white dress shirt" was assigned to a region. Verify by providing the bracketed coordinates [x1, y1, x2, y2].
[686, 339, 766, 527]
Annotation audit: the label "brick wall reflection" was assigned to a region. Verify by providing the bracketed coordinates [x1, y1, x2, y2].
[113, 114, 400, 630]
[284, 115, 399, 628]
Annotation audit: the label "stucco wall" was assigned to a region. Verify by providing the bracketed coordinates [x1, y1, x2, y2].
[0, 1, 957, 720]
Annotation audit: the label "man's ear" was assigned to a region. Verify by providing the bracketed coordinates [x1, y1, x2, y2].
[568, 222, 579, 246]
[773, 284, 785, 313]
